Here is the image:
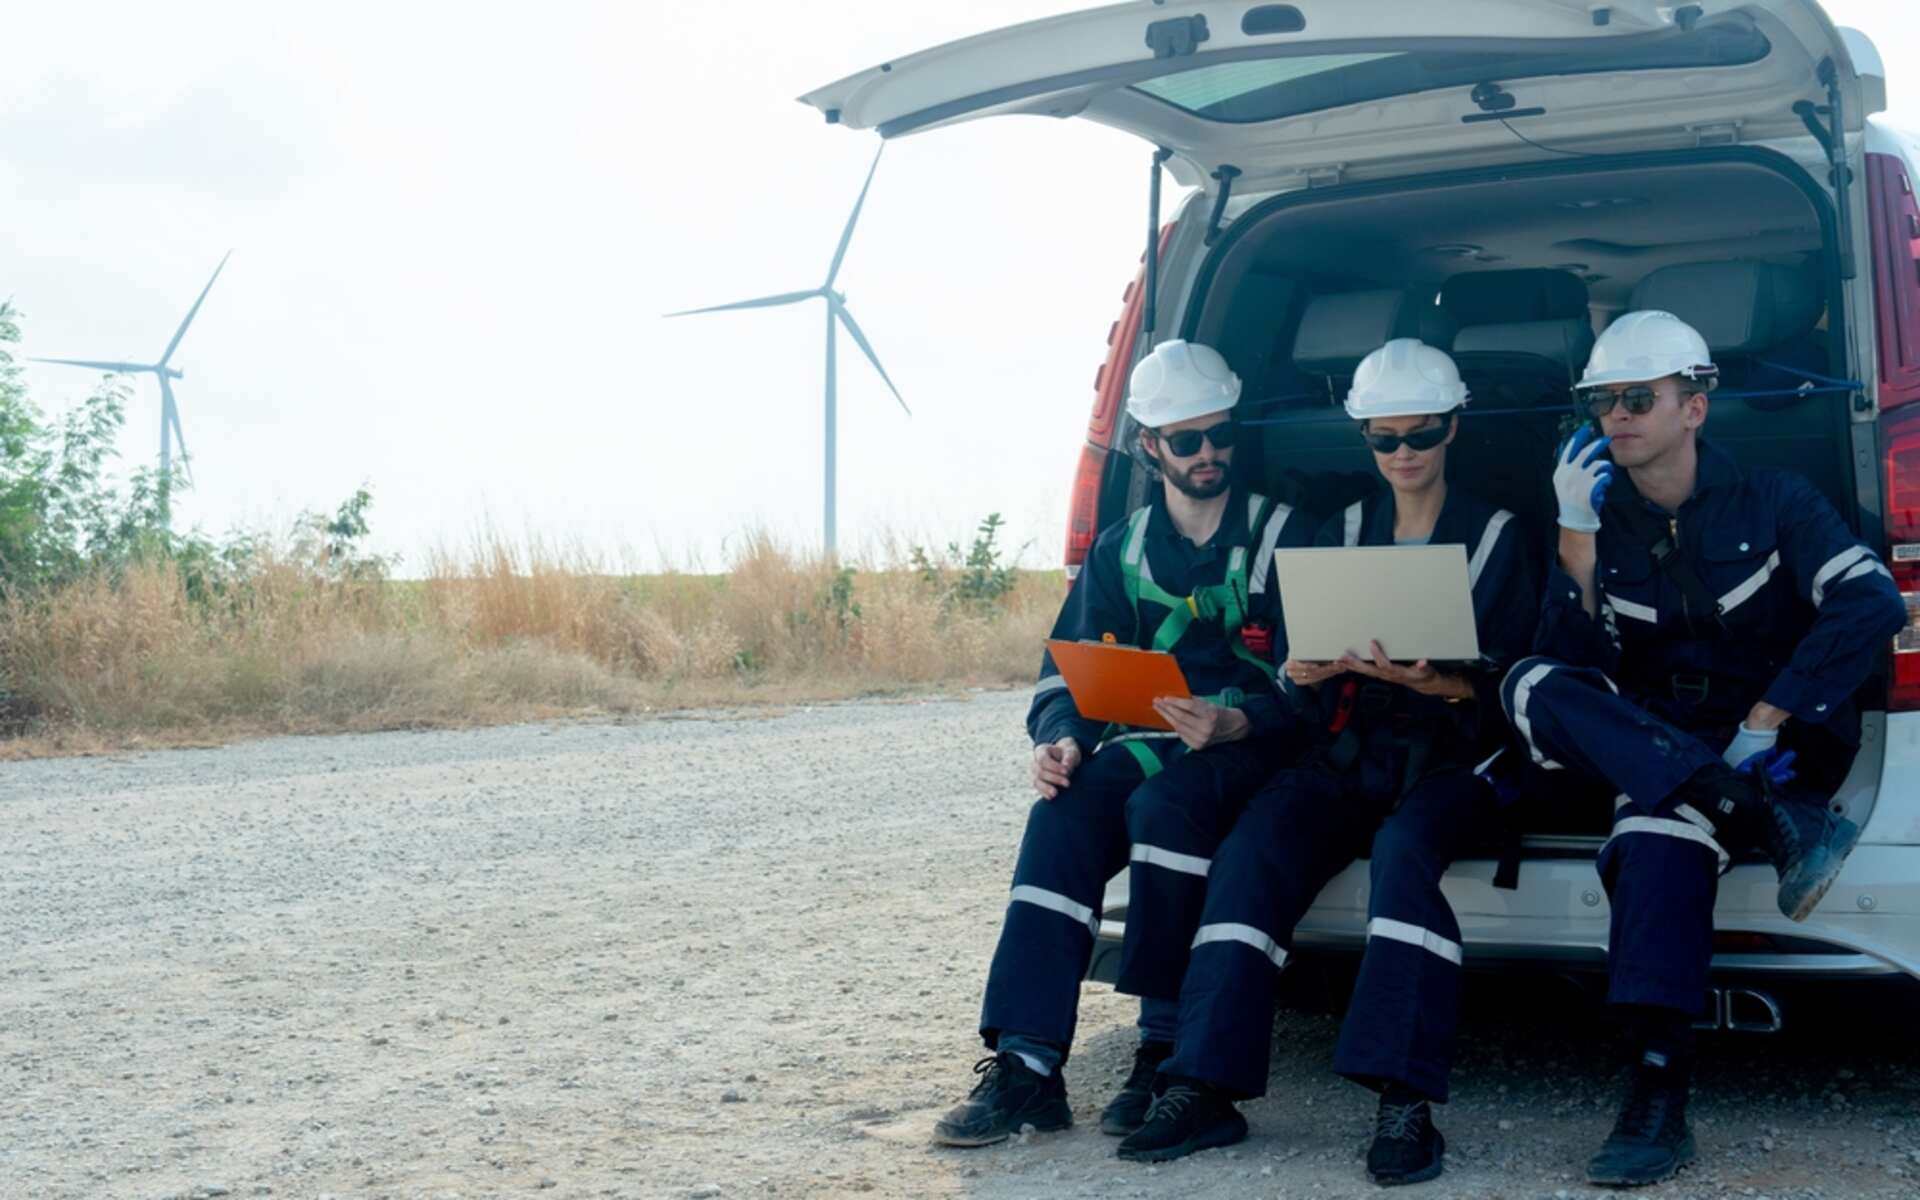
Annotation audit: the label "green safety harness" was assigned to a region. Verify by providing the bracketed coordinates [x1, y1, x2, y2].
[1107, 494, 1280, 778]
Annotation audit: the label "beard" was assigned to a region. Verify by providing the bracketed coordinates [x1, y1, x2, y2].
[1165, 457, 1230, 500]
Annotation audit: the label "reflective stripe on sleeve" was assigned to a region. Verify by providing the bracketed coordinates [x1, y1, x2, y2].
[1811, 545, 1872, 607]
[1191, 922, 1289, 970]
[1828, 557, 1893, 601]
[1130, 843, 1211, 878]
[1366, 917, 1464, 966]
[1032, 674, 1068, 698]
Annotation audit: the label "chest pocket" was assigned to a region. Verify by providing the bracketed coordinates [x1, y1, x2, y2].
[1697, 518, 1782, 629]
[1596, 530, 1660, 629]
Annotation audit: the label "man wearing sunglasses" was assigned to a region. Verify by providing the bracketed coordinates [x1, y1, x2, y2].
[1498, 310, 1907, 1187]
[1121, 338, 1537, 1182]
[934, 339, 1316, 1148]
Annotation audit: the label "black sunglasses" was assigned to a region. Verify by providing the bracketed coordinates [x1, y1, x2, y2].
[1361, 422, 1450, 455]
[1577, 384, 1662, 418]
[1156, 421, 1236, 457]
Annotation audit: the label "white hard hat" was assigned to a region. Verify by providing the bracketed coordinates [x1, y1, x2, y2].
[1577, 310, 1717, 391]
[1126, 339, 1241, 427]
[1343, 338, 1469, 420]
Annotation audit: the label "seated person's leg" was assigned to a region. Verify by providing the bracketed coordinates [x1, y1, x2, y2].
[1101, 738, 1282, 1136]
[1506, 656, 1857, 922]
[936, 743, 1140, 1147]
[1585, 817, 1717, 1186]
[1501, 656, 1720, 812]
[1119, 768, 1382, 1162]
[1118, 738, 1282, 1003]
[1333, 769, 1499, 1186]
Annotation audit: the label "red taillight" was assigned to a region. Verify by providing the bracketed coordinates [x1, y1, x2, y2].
[1066, 225, 1176, 573]
[1868, 152, 1920, 411]
[1882, 403, 1920, 708]
[1064, 443, 1108, 580]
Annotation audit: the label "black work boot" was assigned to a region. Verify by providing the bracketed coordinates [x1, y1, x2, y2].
[1366, 1087, 1446, 1186]
[1681, 764, 1860, 922]
[1587, 1048, 1695, 1187]
[932, 1053, 1072, 1147]
[1100, 1040, 1173, 1136]
[1759, 795, 1861, 922]
[1116, 1076, 1247, 1162]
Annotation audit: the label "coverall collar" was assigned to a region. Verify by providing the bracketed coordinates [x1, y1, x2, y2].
[1611, 436, 1743, 515]
[1365, 482, 1475, 546]
[1147, 485, 1248, 552]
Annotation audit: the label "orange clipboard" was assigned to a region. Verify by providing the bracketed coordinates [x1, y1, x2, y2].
[1046, 639, 1192, 731]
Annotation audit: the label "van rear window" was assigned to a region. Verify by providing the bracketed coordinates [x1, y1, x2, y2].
[1131, 20, 1770, 125]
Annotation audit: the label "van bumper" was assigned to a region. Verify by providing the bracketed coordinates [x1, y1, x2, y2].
[1086, 845, 1920, 985]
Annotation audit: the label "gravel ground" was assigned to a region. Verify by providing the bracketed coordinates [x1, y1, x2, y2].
[3, 689, 1917, 1200]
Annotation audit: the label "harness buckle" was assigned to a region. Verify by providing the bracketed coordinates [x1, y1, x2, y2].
[1671, 674, 1712, 704]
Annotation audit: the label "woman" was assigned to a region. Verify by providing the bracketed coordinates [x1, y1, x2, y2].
[1120, 338, 1539, 1188]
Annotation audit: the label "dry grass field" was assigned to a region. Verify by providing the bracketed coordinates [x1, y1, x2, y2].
[0, 528, 1059, 758]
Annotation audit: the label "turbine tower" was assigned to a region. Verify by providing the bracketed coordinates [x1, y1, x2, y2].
[33, 251, 233, 518]
[666, 146, 906, 559]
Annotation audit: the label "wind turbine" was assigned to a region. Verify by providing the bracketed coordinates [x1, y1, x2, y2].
[33, 250, 233, 518]
[666, 145, 907, 559]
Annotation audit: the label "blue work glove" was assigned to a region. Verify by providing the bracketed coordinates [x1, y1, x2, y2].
[1552, 426, 1614, 533]
[1735, 746, 1798, 790]
[1722, 722, 1780, 769]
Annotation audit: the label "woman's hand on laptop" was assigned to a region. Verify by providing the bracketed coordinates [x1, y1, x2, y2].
[1284, 659, 1345, 688]
[1338, 640, 1471, 700]
[1152, 696, 1249, 751]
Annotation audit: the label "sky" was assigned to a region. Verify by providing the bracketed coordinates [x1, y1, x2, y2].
[2, 1, 1917, 574]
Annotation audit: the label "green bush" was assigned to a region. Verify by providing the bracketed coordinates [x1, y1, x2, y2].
[0, 300, 389, 600]
[910, 513, 1024, 618]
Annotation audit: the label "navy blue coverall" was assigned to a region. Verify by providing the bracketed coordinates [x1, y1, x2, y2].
[1500, 439, 1906, 1014]
[981, 489, 1315, 1063]
[1163, 486, 1538, 1102]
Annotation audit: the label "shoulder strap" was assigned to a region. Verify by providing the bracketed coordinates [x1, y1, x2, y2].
[1607, 500, 1728, 636]
[1119, 506, 1153, 611]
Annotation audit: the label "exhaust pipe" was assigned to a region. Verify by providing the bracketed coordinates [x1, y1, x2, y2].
[1691, 986, 1785, 1033]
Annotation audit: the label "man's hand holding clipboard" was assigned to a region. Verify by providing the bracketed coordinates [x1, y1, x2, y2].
[1045, 638, 1250, 756]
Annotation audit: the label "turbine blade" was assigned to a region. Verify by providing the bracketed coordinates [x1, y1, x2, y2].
[30, 357, 151, 373]
[159, 249, 232, 366]
[159, 376, 192, 484]
[833, 301, 909, 416]
[663, 288, 821, 318]
[169, 404, 192, 485]
[825, 142, 885, 289]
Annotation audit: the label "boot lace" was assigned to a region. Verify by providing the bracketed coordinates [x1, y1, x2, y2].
[1611, 1069, 1671, 1141]
[1142, 1083, 1200, 1124]
[967, 1054, 1013, 1100]
[1375, 1099, 1429, 1143]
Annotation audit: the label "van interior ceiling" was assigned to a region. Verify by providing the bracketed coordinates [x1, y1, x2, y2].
[1177, 153, 1849, 546]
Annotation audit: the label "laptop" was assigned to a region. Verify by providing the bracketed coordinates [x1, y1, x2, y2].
[1268, 544, 1481, 664]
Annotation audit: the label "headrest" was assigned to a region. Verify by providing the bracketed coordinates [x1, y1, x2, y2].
[1441, 269, 1589, 327]
[1292, 288, 1456, 377]
[1629, 260, 1822, 355]
[1452, 319, 1595, 380]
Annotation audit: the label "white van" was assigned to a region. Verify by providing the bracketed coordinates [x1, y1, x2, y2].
[803, 2, 1920, 1024]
